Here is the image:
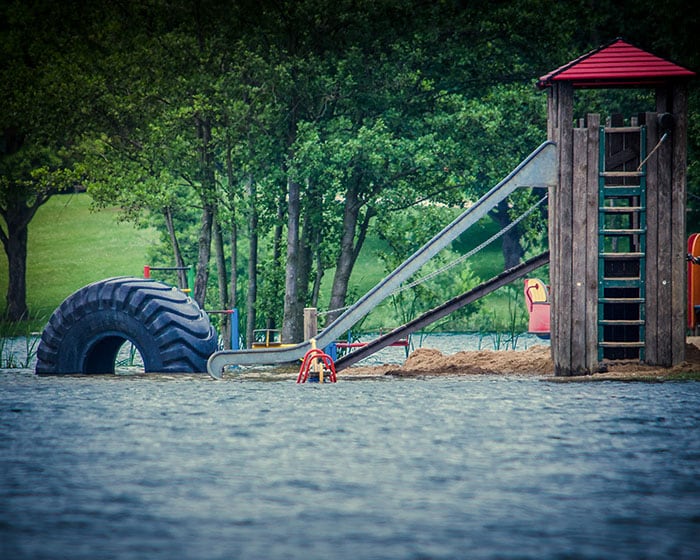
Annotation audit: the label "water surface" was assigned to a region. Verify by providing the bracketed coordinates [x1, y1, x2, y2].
[1, 370, 698, 559]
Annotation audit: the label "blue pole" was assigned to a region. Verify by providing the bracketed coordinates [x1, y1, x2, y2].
[231, 308, 240, 350]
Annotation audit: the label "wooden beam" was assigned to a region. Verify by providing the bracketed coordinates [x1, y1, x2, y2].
[585, 114, 601, 371]
[671, 84, 689, 365]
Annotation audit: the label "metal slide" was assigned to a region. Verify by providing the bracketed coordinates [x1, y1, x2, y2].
[334, 251, 550, 370]
[207, 141, 557, 379]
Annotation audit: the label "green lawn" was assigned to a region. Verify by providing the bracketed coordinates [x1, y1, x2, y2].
[0, 193, 157, 328]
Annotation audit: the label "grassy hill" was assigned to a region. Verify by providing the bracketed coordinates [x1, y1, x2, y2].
[0, 193, 157, 330]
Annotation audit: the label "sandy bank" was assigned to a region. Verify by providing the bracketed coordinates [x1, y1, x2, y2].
[342, 339, 700, 381]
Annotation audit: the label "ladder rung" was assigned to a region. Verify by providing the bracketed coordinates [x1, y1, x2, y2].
[604, 126, 642, 133]
[602, 188, 642, 196]
[600, 229, 645, 235]
[599, 320, 645, 326]
[600, 297, 645, 304]
[601, 278, 642, 287]
[601, 171, 643, 178]
[601, 252, 645, 259]
[600, 206, 644, 213]
[599, 341, 645, 348]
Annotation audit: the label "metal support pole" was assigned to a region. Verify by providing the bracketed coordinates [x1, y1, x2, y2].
[187, 267, 195, 293]
[231, 308, 239, 350]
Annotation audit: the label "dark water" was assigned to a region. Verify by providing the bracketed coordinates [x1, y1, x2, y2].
[1, 370, 699, 560]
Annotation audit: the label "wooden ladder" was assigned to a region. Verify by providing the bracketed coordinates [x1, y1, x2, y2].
[598, 124, 647, 361]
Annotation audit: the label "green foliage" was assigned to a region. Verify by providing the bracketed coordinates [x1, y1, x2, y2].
[3, 0, 699, 334]
[474, 286, 528, 351]
[373, 206, 483, 330]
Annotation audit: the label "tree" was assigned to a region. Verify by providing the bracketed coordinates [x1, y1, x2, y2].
[83, 1, 252, 310]
[0, 146, 62, 321]
[9, 0, 699, 343]
[0, 1, 100, 320]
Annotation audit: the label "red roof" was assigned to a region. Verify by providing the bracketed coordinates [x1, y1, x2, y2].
[537, 38, 695, 89]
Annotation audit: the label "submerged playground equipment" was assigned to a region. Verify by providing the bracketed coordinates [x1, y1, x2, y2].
[34, 38, 695, 378]
[33, 139, 556, 377]
[35, 277, 218, 374]
[539, 38, 695, 375]
[206, 141, 557, 378]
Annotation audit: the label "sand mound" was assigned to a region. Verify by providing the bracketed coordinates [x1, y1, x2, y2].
[344, 345, 553, 377]
[400, 345, 553, 376]
[342, 340, 700, 380]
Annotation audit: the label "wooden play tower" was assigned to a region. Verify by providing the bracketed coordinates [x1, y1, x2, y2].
[538, 38, 696, 375]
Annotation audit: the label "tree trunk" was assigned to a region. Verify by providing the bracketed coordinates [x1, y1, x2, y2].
[245, 175, 258, 348]
[327, 188, 374, 324]
[226, 137, 240, 344]
[229, 223, 238, 347]
[491, 200, 523, 270]
[501, 225, 523, 270]
[193, 116, 216, 307]
[282, 177, 303, 342]
[0, 187, 48, 322]
[3, 223, 29, 321]
[224, 141, 238, 348]
[266, 199, 285, 330]
[302, 180, 324, 309]
[213, 211, 230, 348]
[311, 228, 324, 308]
[194, 204, 214, 307]
[163, 206, 188, 290]
[297, 204, 313, 307]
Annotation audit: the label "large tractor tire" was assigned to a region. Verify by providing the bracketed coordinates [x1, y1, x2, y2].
[35, 277, 218, 375]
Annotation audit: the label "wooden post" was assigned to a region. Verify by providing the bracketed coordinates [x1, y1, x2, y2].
[304, 308, 322, 382]
[657, 110, 673, 366]
[571, 125, 588, 371]
[550, 82, 576, 375]
[556, 113, 600, 375]
[303, 307, 318, 341]
[643, 83, 689, 367]
[671, 85, 689, 366]
[585, 114, 601, 371]
[645, 111, 659, 364]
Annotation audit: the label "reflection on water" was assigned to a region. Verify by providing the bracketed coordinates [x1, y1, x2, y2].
[1, 370, 698, 560]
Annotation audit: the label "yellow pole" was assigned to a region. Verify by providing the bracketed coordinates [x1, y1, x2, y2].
[310, 338, 323, 383]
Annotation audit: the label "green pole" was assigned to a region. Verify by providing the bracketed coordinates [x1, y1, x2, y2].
[187, 266, 195, 293]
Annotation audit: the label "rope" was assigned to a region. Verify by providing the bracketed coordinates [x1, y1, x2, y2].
[637, 132, 668, 172]
[318, 304, 351, 317]
[390, 193, 548, 296]
[318, 193, 548, 315]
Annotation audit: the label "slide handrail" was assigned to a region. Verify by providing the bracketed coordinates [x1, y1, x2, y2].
[207, 140, 557, 378]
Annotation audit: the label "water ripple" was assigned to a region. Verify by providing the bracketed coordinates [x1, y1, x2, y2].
[1, 369, 699, 559]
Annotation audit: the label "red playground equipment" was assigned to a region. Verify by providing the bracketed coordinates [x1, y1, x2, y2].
[524, 278, 551, 338]
[688, 234, 700, 332]
[297, 344, 337, 383]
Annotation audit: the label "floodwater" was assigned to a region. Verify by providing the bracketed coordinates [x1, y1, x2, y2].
[2, 363, 699, 559]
